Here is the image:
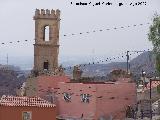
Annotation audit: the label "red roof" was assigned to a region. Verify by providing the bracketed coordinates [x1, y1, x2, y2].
[144, 81, 160, 90]
[0, 95, 55, 107]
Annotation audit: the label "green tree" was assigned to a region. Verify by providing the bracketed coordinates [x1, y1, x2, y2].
[148, 13, 160, 76]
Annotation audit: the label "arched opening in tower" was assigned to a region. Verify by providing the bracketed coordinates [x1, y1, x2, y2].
[43, 26, 50, 41]
[43, 61, 49, 70]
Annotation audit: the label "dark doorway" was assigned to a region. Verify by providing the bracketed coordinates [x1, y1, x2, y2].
[43, 62, 49, 70]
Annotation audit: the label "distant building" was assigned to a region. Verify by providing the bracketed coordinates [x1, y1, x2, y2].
[56, 81, 137, 120]
[137, 79, 160, 101]
[0, 95, 56, 120]
[137, 79, 160, 117]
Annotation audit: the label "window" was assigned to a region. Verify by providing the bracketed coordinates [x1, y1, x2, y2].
[63, 92, 71, 102]
[43, 26, 49, 41]
[80, 94, 90, 103]
[43, 61, 49, 70]
[22, 111, 32, 120]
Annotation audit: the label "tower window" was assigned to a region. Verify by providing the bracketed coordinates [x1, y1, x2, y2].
[43, 26, 49, 41]
[43, 61, 49, 70]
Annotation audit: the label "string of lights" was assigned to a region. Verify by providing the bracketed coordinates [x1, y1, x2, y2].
[0, 16, 157, 96]
[1, 40, 29, 45]
[0, 21, 155, 88]
[0, 22, 150, 45]
[64, 49, 152, 70]
[62, 22, 150, 37]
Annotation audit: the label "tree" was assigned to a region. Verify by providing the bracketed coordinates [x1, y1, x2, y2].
[148, 13, 160, 76]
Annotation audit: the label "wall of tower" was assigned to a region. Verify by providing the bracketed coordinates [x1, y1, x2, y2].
[33, 9, 60, 73]
[34, 45, 59, 71]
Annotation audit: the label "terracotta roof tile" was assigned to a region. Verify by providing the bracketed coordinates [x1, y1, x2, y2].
[144, 81, 160, 90]
[0, 95, 55, 107]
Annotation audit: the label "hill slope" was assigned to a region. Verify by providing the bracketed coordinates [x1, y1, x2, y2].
[0, 65, 27, 97]
[65, 52, 156, 77]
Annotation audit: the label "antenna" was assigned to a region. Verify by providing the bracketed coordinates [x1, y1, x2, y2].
[126, 51, 129, 74]
[7, 54, 8, 65]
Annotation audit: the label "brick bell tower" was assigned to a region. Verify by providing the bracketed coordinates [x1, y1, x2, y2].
[33, 9, 60, 73]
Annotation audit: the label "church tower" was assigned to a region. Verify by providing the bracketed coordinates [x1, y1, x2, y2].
[33, 9, 60, 73]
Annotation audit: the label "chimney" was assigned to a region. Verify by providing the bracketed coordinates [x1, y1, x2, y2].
[72, 65, 83, 81]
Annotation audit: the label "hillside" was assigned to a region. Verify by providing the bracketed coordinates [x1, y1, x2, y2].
[130, 51, 155, 75]
[0, 66, 27, 97]
[65, 51, 156, 77]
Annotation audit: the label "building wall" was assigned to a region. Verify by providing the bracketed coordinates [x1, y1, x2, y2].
[25, 75, 70, 102]
[34, 45, 59, 71]
[25, 77, 38, 97]
[57, 82, 136, 119]
[57, 83, 97, 119]
[96, 83, 136, 119]
[0, 106, 57, 120]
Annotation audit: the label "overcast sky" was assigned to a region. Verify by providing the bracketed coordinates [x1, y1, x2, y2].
[0, 0, 160, 64]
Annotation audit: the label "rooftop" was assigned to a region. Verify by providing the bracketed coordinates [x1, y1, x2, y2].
[0, 95, 55, 107]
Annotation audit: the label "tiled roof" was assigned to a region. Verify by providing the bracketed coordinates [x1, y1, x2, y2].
[144, 81, 160, 90]
[0, 95, 55, 107]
